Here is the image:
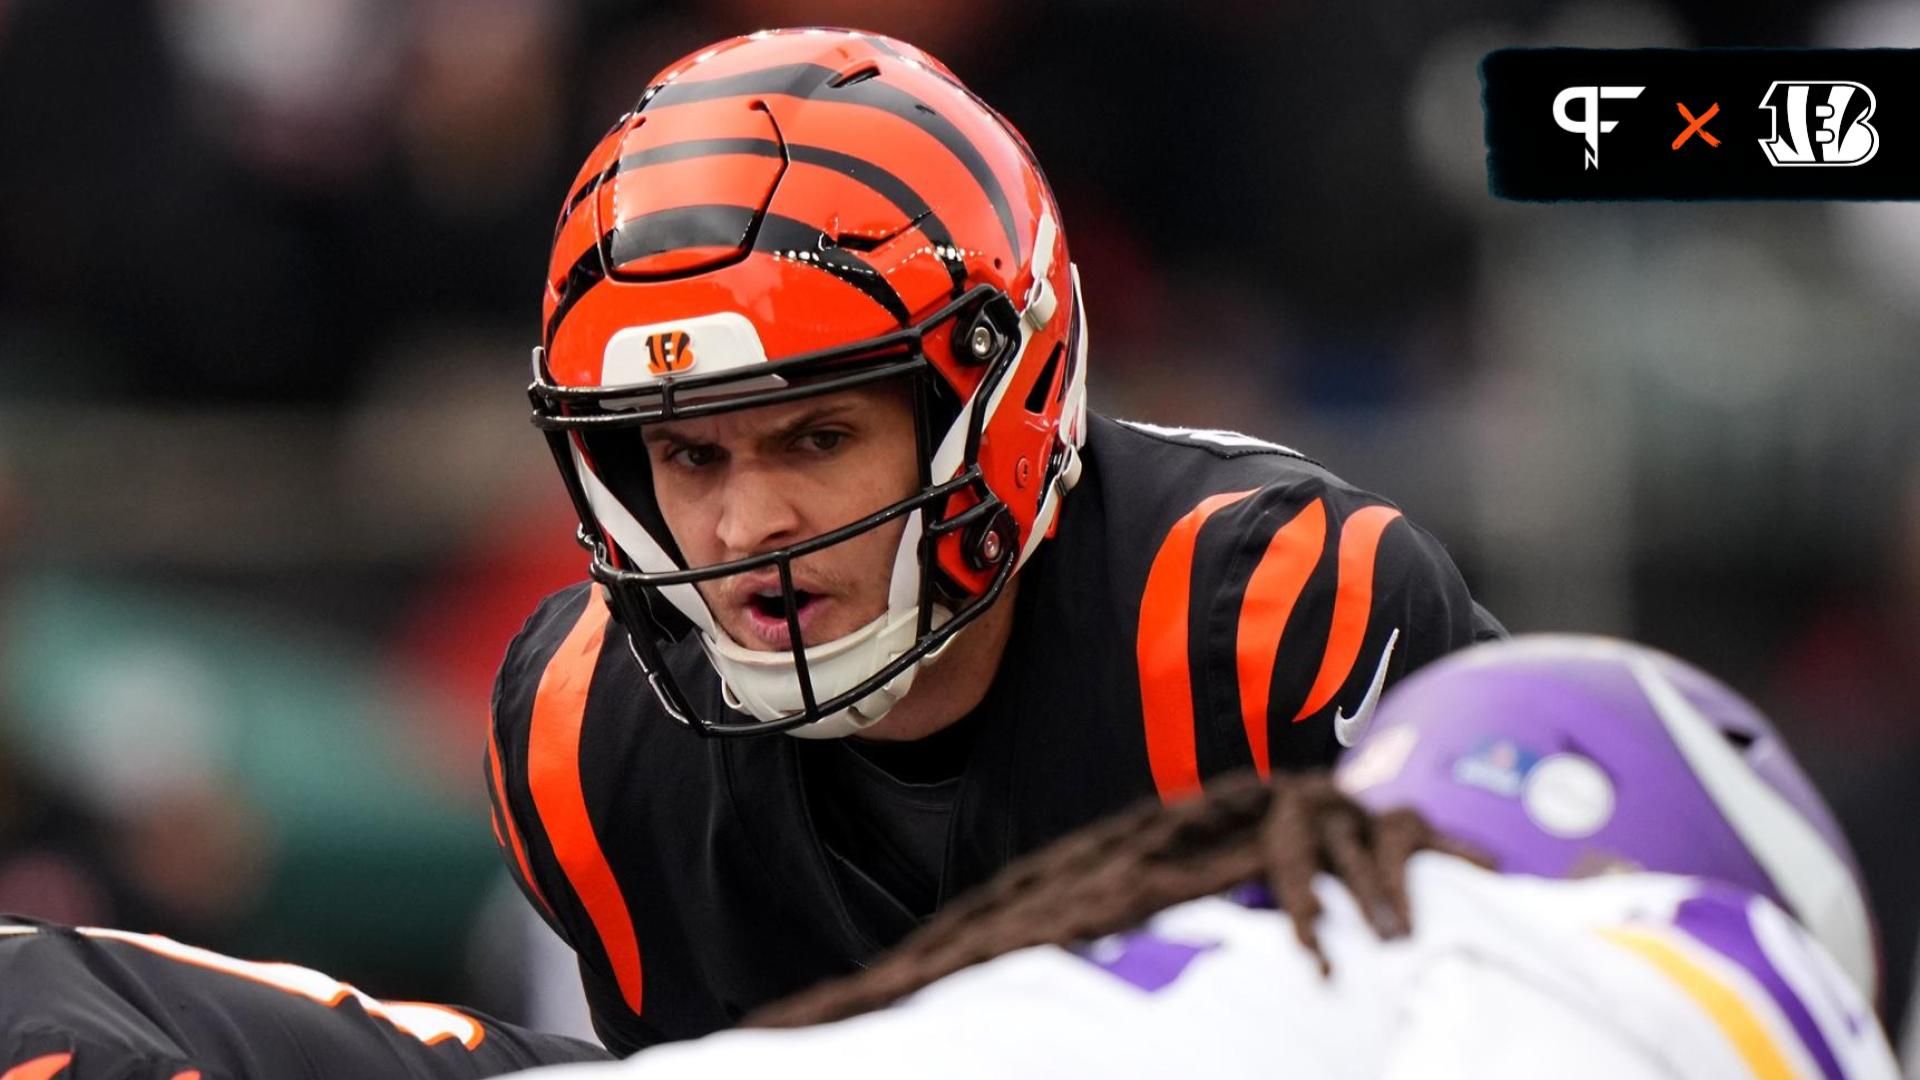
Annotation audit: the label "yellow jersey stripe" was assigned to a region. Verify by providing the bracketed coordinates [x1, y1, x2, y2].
[1600, 926, 1801, 1080]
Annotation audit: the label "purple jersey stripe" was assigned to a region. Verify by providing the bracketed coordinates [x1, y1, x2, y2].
[1227, 882, 1277, 910]
[1673, 889, 1845, 1080]
[1074, 929, 1218, 992]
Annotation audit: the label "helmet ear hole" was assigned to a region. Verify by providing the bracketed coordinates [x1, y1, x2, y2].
[1023, 344, 1065, 414]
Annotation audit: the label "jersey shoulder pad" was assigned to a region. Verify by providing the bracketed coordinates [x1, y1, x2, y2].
[485, 581, 614, 940]
[494, 582, 603, 717]
[1110, 417, 1317, 463]
[1600, 884, 1895, 1080]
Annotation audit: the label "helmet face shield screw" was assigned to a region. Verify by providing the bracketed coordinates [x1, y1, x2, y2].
[978, 529, 1003, 562]
[968, 323, 997, 360]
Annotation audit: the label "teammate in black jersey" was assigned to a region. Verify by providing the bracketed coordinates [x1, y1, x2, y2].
[489, 28, 1503, 1052]
[0, 917, 610, 1079]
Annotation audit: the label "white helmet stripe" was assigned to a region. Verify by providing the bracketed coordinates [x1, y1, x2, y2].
[1630, 656, 1877, 998]
[887, 508, 925, 611]
[570, 442, 717, 636]
[930, 210, 1062, 488]
[1019, 264, 1088, 567]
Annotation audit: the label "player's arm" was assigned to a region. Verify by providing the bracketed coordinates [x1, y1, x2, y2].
[1270, 487, 1486, 770]
[485, 585, 593, 948]
[487, 585, 652, 1053]
[576, 956, 675, 1057]
[1158, 479, 1488, 788]
[486, 584, 679, 1056]
[0, 920, 613, 1078]
[1597, 891, 1900, 1080]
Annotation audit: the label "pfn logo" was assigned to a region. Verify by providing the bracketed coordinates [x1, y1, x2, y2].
[1758, 81, 1879, 166]
[644, 330, 694, 376]
[1553, 85, 1646, 169]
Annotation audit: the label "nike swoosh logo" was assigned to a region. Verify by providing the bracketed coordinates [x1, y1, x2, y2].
[1334, 627, 1400, 748]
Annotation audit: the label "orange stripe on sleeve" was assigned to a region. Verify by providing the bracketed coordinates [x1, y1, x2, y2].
[488, 724, 557, 923]
[1137, 489, 1258, 803]
[1295, 505, 1404, 721]
[0, 1053, 72, 1080]
[525, 590, 645, 1014]
[1233, 499, 1328, 778]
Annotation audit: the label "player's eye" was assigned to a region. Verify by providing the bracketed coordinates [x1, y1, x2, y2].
[663, 442, 724, 469]
[793, 428, 849, 454]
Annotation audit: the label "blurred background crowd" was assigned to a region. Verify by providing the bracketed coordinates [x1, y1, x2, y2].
[2, 0, 1917, 1060]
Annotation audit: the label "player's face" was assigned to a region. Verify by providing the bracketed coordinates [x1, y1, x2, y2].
[644, 382, 920, 652]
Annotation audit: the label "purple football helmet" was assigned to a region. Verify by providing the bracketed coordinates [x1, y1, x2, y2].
[1335, 634, 1878, 998]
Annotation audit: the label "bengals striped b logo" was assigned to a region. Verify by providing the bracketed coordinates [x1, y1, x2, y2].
[645, 331, 694, 375]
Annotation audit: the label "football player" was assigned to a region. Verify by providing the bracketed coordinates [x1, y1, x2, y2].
[0, 919, 612, 1078]
[510, 635, 1897, 1079]
[491, 26, 1503, 1051]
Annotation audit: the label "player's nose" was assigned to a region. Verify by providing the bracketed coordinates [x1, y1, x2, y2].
[712, 464, 805, 559]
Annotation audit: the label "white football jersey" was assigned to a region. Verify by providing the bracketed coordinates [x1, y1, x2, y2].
[515, 854, 1897, 1080]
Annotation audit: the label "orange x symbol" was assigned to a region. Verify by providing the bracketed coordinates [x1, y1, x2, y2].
[1673, 102, 1720, 149]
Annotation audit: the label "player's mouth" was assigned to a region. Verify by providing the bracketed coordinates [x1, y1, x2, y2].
[735, 583, 829, 650]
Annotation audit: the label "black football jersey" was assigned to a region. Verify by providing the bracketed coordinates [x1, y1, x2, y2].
[486, 413, 1502, 1052]
[0, 917, 611, 1079]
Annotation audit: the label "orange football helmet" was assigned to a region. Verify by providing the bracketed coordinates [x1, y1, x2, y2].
[529, 28, 1087, 736]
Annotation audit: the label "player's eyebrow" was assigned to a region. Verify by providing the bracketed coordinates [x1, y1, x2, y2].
[640, 402, 860, 448]
[640, 425, 691, 447]
[762, 402, 858, 445]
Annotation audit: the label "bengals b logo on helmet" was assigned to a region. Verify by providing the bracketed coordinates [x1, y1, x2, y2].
[645, 331, 694, 375]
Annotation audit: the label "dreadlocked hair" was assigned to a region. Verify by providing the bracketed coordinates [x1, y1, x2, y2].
[746, 770, 1479, 1029]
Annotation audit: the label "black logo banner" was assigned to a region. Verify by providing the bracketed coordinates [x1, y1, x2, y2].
[1483, 48, 1920, 200]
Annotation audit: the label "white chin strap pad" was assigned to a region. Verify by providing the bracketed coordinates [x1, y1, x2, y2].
[701, 604, 951, 739]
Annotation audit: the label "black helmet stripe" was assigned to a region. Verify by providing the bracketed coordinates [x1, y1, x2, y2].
[546, 207, 910, 345]
[751, 213, 912, 324]
[555, 137, 968, 296]
[789, 142, 968, 296]
[857, 33, 909, 60]
[555, 138, 776, 234]
[640, 64, 1021, 260]
[605, 204, 762, 273]
[548, 205, 759, 346]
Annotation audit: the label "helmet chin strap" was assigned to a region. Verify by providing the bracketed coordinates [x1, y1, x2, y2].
[700, 602, 957, 739]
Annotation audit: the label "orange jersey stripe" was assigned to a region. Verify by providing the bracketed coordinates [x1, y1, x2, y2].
[488, 724, 556, 923]
[1138, 489, 1258, 803]
[1294, 506, 1404, 721]
[0, 1054, 71, 1080]
[1233, 499, 1329, 778]
[525, 590, 644, 1014]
